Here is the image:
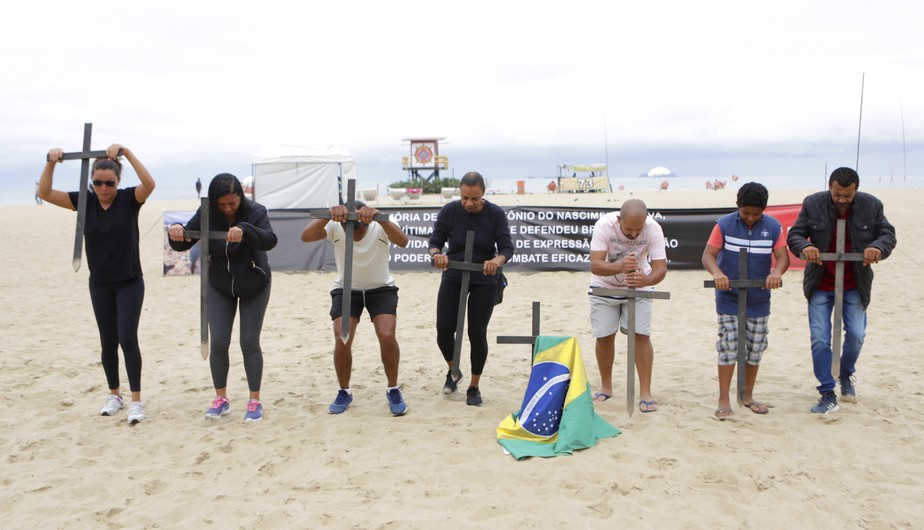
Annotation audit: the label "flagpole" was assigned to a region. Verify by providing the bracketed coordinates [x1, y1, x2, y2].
[901, 97, 907, 181]
[856, 72, 865, 171]
[603, 105, 610, 186]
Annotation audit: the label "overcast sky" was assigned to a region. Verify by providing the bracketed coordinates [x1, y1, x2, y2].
[1, 0, 921, 199]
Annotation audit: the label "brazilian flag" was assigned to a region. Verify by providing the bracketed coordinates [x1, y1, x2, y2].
[497, 336, 620, 459]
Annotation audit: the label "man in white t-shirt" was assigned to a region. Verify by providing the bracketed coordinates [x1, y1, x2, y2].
[588, 199, 668, 413]
[301, 201, 410, 416]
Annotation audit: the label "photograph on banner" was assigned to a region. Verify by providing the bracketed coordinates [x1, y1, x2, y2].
[163, 211, 197, 276]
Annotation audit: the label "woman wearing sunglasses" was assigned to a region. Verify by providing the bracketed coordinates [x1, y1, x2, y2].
[39, 144, 156, 424]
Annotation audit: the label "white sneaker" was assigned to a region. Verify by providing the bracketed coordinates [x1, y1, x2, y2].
[127, 401, 145, 424]
[100, 394, 124, 416]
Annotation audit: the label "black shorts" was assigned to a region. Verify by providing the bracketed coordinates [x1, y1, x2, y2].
[329, 285, 399, 320]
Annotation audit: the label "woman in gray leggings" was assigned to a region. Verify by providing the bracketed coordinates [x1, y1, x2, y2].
[168, 174, 277, 422]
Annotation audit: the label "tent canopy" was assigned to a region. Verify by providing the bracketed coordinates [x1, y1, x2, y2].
[559, 163, 607, 173]
[251, 144, 356, 209]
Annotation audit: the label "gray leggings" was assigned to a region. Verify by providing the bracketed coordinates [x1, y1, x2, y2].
[208, 282, 270, 392]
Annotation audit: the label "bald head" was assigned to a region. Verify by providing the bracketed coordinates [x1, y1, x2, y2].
[617, 199, 648, 240]
[620, 199, 647, 220]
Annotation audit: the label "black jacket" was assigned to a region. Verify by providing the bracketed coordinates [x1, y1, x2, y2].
[787, 190, 896, 309]
[170, 200, 278, 298]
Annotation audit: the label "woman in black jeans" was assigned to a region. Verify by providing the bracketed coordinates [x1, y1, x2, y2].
[168, 174, 277, 422]
[428, 172, 514, 406]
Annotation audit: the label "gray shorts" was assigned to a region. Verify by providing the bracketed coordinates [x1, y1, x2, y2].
[589, 294, 653, 338]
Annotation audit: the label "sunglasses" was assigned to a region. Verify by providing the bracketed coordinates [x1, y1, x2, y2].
[92, 179, 117, 188]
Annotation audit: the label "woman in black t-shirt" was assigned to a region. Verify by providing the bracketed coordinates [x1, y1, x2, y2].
[428, 171, 514, 407]
[39, 144, 156, 424]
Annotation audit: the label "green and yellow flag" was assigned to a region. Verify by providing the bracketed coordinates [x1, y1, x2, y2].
[497, 336, 619, 460]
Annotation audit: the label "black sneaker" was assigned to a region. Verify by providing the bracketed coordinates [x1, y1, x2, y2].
[839, 375, 857, 403]
[810, 392, 839, 414]
[442, 370, 463, 395]
[466, 387, 483, 407]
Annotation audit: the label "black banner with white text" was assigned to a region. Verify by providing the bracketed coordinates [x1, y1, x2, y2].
[165, 204, 804, 274]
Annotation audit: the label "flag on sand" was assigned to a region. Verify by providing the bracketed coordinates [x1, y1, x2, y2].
[497, 336, 619, 460]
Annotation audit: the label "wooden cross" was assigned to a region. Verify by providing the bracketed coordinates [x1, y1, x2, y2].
[443, 231, 479, 381]
[435, 233, 506, 381]
[180, 198, 228, 360]
[497, 301, 541, 350]
[591, 285, 671, 416]
[47, 123, 121, 271]
[703, 248, 782, 405]
[810, 218, 865, 377]
[307, 178, 390, 344]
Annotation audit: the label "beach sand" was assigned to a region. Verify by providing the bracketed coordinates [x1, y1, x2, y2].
[1, 187, 921, 528]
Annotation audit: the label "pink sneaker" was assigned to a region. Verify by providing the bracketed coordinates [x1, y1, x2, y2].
[204, 396, 230, 419]
[244, 400, 263, 422]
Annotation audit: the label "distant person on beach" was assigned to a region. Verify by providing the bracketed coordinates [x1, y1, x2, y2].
[588, 199, 667, 412]
[39, 144, 156, 424]
[428, 171, 514, 407]
[34, 181, 42, 205]
[787, 167, 896, 414]
[195, 177, 202, 198]
[188, 241, 201, 274]
[168, 173, 277, 422]
[301, 200, 410, 416]
[702, 182, 789, 420]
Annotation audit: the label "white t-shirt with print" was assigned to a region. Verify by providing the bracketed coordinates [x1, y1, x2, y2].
[325, 221, 396, 291]
[589, 212, 667, 291]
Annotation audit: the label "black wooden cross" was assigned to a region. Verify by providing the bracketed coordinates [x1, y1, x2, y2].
[444, 231, 479, 381]
[808, 218, 865, 377]
[703, 248, 782, 405]
[497, 301, 541, 350]
[177, 198, 228, 359]
[189, 198, 227, 359]
[307, 179, 390, 344]
[48, 123, 121, 271]
[435, 232, 505, 382]
[591, 285, 671, 416]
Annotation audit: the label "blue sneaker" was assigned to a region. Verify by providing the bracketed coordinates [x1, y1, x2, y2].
[810, 392, 839, 414]
[386, 388, 408, 416]
[328, 389, 353, 414]
[839, 375, 857, 403]
[244, 400, 263, 422]
[204, 396, 231, 419]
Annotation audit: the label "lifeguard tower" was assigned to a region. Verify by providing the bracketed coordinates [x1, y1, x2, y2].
[402, 137, 449, 183]
[556, 163, 611, 193]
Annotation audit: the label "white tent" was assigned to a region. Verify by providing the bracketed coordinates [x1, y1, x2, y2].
[251, 144, 356, 209]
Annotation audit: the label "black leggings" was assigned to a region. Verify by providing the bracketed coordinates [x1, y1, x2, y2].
[436, 280, 497, 376]
[88, 277, 144, 392]
[208, 282, 270, 392]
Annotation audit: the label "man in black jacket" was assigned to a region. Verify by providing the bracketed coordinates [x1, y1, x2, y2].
[787, 167, 896, 414]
